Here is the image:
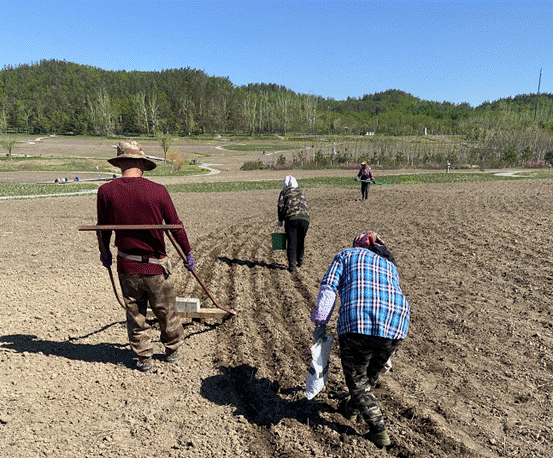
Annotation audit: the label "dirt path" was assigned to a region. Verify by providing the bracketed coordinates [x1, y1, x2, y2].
[1, 145, 552, 457]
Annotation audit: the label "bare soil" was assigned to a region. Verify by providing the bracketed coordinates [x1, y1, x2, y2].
[1, 137, 552, 457]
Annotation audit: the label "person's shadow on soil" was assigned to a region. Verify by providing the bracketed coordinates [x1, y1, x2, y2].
[0, 321, 218, 369]
[218, 256, 287, 270]
[200, 364, 359, 437]
[0, 331, 135, 368]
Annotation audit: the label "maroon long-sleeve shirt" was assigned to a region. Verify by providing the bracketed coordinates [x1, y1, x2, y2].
[97, 177, 191, 275]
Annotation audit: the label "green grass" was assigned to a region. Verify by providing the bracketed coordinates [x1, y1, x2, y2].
[166, 180, 284, 193]
[523, 169, 553, 179]
[165, 171, 553, 193]
[0, 156, 113, 172]
[0, 182, 98, 197]
[2, 170, 551, 197]
[219, 144, 301, 152]
[0, 156, 207, 175]
[145, 161, 208, 176]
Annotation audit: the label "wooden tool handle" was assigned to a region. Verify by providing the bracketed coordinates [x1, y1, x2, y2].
[165, 230, 234, 315]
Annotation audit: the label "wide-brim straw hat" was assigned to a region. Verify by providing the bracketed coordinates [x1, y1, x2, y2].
[108, 141, 157, 171]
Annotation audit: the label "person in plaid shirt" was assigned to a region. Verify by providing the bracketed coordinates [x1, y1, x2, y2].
[311, 231, 410, 448]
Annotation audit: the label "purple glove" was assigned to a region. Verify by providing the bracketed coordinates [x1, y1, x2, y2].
[184, 252, 194, 270]
[100, 251, 112, 268]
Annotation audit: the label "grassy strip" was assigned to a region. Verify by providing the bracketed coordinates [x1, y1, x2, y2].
[167, 180, 283, 193]
[2, 170, 551, 197]
[306, 172, 522, 187]
[0, 156, 113, 172]
[165, 171, 552, 193]
[145, 162, 208, 176]
[0, 182, 98, 197]
[0, 156, 207, 176]
[221, 144, 301, 152]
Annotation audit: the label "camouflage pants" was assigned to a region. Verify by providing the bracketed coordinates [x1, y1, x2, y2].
[118, 273, 184, 359]
[339, 333, 402, 432]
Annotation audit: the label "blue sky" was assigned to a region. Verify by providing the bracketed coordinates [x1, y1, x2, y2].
[1, 1, 551, 107]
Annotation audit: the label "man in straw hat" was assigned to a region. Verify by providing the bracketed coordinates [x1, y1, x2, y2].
[97, 141, 194, 372]
[311, 231, 410, 448]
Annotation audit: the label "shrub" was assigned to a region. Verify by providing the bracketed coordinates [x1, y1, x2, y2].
[396, 151, 405, 165]
[166, 148, 186, 171]
[314, 150, 328, 166]
[520, 147, 532, 163]
[502, 147, 517, 164]
[293, 150, 306, 166]
[240, 160, 264, 171]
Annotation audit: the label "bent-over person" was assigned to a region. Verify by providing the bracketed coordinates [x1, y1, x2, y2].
[311, 231, 410, 448]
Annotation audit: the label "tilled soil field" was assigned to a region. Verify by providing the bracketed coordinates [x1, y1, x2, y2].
[1, 145, 552, 457]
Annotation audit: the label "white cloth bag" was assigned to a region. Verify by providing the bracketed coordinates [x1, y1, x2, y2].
[305, 334, 334, 400]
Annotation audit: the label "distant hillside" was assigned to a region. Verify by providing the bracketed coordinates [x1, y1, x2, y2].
[0, 59, 551, 137]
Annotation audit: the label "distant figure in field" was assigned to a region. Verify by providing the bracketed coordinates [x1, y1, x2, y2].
[355, 162, 375, 200]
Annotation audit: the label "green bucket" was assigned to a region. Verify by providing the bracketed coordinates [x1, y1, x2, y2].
[271, 232, 287, 250]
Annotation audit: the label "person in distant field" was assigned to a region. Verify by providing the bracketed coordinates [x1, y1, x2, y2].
[311, 232, 410, 448]
[277, 175, 310, 272]
[97, 141, 194, 372]
[356, 162, 375, 200]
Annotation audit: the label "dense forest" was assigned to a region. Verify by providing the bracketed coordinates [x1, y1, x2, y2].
[1, 59, 552, 142]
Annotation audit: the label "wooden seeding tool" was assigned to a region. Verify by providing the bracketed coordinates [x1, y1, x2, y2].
[79, 224, 235, 321]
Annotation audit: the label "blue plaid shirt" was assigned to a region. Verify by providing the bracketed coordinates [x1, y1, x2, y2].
[319, 247, 410, 340]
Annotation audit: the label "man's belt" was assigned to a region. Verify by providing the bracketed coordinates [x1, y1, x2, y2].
[117, 251, 162, 264]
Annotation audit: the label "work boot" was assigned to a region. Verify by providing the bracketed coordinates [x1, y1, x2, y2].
[365, 429, 391, 448]
[165, 351, 184, 363]
[136, 357, 153, 373]
[288, 265, 297, 272]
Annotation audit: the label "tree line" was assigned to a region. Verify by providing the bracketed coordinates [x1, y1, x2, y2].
[1, 59, 552, 140]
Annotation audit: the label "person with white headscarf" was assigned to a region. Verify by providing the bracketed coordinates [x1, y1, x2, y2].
[277, 175, 310, 272]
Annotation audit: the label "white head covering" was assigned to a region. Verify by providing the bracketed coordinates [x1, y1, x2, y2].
[283, 175, 298, 189]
